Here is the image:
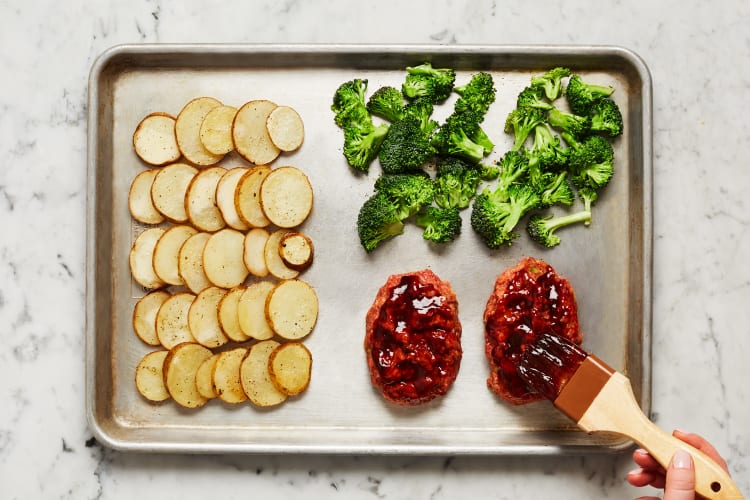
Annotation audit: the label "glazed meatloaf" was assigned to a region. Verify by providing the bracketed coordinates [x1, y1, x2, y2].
[365, 269, 462, 406]
[484, 257, 582, 405]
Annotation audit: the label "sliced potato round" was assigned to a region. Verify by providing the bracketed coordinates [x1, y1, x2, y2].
[175, 96, 225, 166]
[163, 342, 213, 408]
[135, 350, 170, 402]
[234, 166, 271, 228]
[243, 228, 270, 278]
[259, 166, 313, 228]
[151, 162, 198, 223]
[129, 169, 165, 224]
[266, 105, 304, 152]
[215, 167, 250, 231]
[278, 231, 314, 271]
[264, 229, 298, 280]
[199, 105, 237, 155]
[153, 225, 198, 286]
[240, 340, 287, 407]
[238, 281, 275, 341]
[269, 342, 312, 396]
[188, 286, 229, 348]
[185, 166, 226, 232]
[178, 231, 212, 294]
[132, 290, 171, 346]
[195, 353, 220, 399]
[133, 112, 180, 166]
[266, 279, 318, 340]
[202, 228, 249, 289]
[155, 292, 197, 349]
[212, 347, 248, 404]
[232, 100, 280, 165]
[129, 227, 166, 290]
[217, 286, 250, 342]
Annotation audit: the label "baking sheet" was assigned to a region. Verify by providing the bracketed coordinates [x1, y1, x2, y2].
[85, 44, 652, 454]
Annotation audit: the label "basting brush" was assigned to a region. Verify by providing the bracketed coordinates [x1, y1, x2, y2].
[517, 333, 743, 499]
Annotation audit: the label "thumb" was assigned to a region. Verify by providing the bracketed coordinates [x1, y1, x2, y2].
[663, 449, 695, 500]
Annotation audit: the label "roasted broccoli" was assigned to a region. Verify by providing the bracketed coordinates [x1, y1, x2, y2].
[526, 210, 592, 247]
[504, 106, 547, 151]
[416, 206, 462, 243]
[402, 62, 456, 102]
[374, 173, 435, 219]
[470, 184, 540, 248]
[495, 150, 530, 198]
[342, 124, 389, 173]
[588, 98, 624, 137]
[433, 156, 482, 210]
[479, 163, 500, 180]
[454, 72, 496, 115]
[530, 67, 571, 101]
[366, 86, 405, 123]
[564, 134, 615, 188]
[402, 97, 439, 136]
[517, 85, 554, 111]
[526, 124, 569, 172]
[533, 171, 575, 208]
[433, 110, 494, 163]
[332, 79, 371, 128]
[565, 74, 615, 115]
[357, 192, 405, 252]
[548, 106, 591, 140]
[378, 115, 437, 174]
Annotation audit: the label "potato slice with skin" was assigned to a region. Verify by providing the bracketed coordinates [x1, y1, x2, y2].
[264, 229, 298, 280]
[153, 225, 198, 286]
[217, 286, 250, 342]
[178, 232, 212, 294]
[133, 112, 180, 166]
[135, 350, 170, 402]
[234, 166, 271, 228]
[155, 292, 196, 349]
[232, 100, 280, 165]
[129, 227, 166, 290]
[195, 353, 220, 399]
[185, 166, 226, 232]
[163, 342, 213, 408]
[259, 166, 313, 228]
[129, 169, 165, 224]
[203, 228, 249, 288]
[266, 279, 318, 340]
[151, 162, 198, 223]
[269, 342, 312, 396]
[133, 290, 171, 346]
[238, 281, 275, 341]
[215, 167, 250, 231]
[240, 340, 287, 407]
[266, 105, 304, 152]
[175, 97, 224, 166]
[212, 347, 248, 404]
[278, 231, 314, 271]
[199, 105, 237, 155]
[243, 228, 270, 278]
[188, 286, 229, 348]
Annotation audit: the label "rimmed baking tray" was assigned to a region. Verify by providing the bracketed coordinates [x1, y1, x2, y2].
[86, 44, 652, 454]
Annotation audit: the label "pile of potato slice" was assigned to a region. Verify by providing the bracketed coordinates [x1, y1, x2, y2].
[128, 96, 316, 409]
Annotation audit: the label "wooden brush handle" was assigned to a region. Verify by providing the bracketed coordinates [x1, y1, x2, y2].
[576, 372, 743, 499]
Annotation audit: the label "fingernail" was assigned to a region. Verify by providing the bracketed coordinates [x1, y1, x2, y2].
[635, 448, 649, 455]
[672, 449, 693, 470]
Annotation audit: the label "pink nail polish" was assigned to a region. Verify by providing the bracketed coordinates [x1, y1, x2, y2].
[672, 449, 693, 470]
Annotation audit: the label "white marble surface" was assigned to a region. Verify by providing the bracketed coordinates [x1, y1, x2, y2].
[1, 0, 748, 498]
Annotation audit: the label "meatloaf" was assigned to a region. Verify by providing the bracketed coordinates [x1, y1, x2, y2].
[365, 269, 462, 406]
[484, 257, 582, 405]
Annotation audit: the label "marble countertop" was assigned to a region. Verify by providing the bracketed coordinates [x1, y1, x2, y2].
[1, 1, 748, 498]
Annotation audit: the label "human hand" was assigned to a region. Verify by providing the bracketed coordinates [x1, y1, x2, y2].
[626, 429, 730, 499]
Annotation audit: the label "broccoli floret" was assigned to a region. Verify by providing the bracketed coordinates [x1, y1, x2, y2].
[433, 110, 493, 163]
[565, 74, 615, 115]
[416, 206, 462, 243]
[495, 150, 530, 197]
[526, 210, 592, 247]
[530, 67, 571, 101]
[366, 86, 405, 123]
[378, 116, 437, 174]
[343, 124, 389, 173]
[433, 156, 482, 210]
[356, 192, 405, 252]
[470, 184, 540, 248]
[479, 163, 500, 180]
[588, 98, 624, 137]
[504, 106, 547, 151]
[564, 134, 614, 190]
[548, 106, 591, 140]
[533, 171, 575, 208]
[454, 72, 496, 115]
[526, 124, 569, 172]
[517, 85, 553, 110]
[402, 97, 438, 135]
[332, 79, 371, 129]
[402, 62, 456, 103]
[374, 173, 435, 219]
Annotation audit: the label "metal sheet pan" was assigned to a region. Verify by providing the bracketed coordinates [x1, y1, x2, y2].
[86, 44, 652, 454]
